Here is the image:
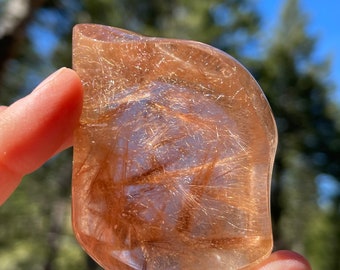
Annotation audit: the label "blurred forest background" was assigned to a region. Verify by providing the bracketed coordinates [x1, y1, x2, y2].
[0, 0, 339, 269]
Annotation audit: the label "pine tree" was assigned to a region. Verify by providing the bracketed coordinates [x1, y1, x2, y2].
[252, 0, 340, 268]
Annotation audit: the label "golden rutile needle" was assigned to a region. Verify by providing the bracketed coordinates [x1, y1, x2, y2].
[72, 24, 277, 270]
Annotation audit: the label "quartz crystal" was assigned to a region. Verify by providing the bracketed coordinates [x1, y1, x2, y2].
[72, 24, 277, 270]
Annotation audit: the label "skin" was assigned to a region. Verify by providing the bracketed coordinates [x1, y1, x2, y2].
[0, 68, 312, 270]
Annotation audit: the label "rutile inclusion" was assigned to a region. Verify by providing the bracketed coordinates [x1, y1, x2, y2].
[72, 24, 277, 270]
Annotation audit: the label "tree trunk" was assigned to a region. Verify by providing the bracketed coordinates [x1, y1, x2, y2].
[0, 0, 45, 85]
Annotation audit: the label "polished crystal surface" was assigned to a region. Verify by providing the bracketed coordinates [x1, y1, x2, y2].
[72, 24, 277, 270]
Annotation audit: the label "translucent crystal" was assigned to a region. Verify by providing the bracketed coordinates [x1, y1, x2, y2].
[72, 24, 277, 270]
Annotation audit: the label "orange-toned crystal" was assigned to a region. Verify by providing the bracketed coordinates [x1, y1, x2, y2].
[72, 24, 277, 270]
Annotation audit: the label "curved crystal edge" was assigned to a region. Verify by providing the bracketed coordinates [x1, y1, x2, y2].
[72, 23, 278, 270]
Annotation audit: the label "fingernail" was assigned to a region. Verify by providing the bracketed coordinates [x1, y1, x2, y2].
[258, 259, 309, 270]
[32, 68, 69, 93]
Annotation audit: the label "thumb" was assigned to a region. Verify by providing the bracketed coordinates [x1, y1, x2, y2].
[255, 250, 312, 270]
[0, 68, 83, 205]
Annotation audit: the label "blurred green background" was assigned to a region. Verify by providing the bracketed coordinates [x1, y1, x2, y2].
[0, 0, 339, 269]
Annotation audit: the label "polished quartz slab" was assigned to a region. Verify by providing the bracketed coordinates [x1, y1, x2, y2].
[72, 24, 277, 270]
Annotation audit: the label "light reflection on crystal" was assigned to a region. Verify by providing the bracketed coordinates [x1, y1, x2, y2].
[72, 24, 277, 270]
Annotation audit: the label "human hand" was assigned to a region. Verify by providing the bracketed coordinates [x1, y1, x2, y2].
[253, 250, 311, 270]
[0, 69, 311, 270]
[0, 68, 83, 205]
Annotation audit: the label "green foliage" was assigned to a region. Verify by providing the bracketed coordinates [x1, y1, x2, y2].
[0, 151, 88, 269]
[305, 209, 340, 269]
[253, 0, 340, 268]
